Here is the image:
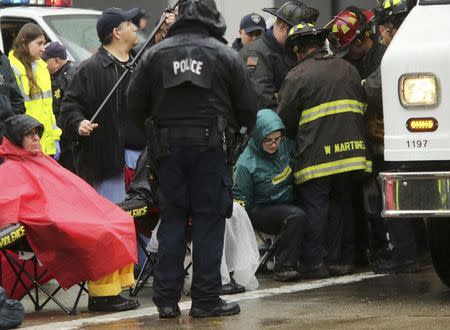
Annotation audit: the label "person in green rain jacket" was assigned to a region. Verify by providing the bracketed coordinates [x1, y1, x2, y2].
[233, 109, 305, 282]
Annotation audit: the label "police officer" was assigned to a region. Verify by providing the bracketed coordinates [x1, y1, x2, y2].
[127, 0, 257, 319]
[239, 1, 319, 110]
[42, 41, 77, 172]
[277, 22, 371, 278]
[231, 13, 266, 52]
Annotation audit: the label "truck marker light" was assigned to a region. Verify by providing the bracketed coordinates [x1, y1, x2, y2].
[406, 117, 438, 132]
[399, 73, 438, 108]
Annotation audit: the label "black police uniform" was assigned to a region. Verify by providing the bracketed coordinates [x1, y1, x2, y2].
[127, 2, 257, 313]
[239, 1, 319, 110]
[239, 31, 297, 110]
[51, 61, 77, 172]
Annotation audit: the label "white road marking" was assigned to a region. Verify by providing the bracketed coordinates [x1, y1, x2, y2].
[23, 272, 386, 330]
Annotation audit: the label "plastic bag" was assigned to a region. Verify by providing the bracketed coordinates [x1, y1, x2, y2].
[221, 203, 259, 290]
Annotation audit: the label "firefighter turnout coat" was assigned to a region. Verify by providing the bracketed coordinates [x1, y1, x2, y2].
[277, 49, 371, 184]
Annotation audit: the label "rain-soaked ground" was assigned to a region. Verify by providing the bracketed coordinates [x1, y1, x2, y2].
[19, 265, 450, 329]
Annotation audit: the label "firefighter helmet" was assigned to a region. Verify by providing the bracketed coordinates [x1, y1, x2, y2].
[378, 0, 416, 15]
[262, 1, 319, 27]
[326, 7, 374, 51]
[376, 0, 416, 26]
[286, 22, 329, 52]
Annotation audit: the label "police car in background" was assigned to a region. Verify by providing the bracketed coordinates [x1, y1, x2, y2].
[0, 0, 100, 62]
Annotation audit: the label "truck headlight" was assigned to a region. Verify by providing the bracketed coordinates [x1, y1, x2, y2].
[399, 73, 438, 108]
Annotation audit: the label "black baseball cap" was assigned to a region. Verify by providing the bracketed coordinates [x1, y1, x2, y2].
[240, 13, 266, 33]
[42, 41, 67, 61]
[97, 7, 140, 42]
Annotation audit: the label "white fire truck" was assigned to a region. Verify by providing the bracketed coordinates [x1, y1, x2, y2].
[380, 0, 450, 286]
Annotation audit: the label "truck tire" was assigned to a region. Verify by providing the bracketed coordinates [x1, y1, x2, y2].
[428, 218, 450, 287]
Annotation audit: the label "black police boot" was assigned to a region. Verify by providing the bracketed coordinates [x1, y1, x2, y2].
[220, 278, 246, 295]
[372, 258, 419, 274]
[88, 295, 139, 312]
[327, 264, 354, 276]
[158, 305, 181, 318]
[299, 262, 330, 279]
[189, 299, 240, 318]
[273, 266, 300, 282]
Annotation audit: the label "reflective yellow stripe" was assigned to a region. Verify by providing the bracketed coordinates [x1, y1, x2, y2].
[294, 157, 372, 184]
[299, 99, 366, 126]
[272, 166, 292, 185]
[233, 199, 246, 208]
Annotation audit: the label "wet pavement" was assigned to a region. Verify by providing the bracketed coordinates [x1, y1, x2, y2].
[20, 265, 450, 329]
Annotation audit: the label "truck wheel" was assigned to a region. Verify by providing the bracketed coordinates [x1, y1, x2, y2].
[428, 218, 450, 287]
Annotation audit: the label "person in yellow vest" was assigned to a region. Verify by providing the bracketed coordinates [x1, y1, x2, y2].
[8, 23, 61, 157]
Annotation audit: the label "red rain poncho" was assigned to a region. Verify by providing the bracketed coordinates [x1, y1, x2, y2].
[0, 138, 137, 288]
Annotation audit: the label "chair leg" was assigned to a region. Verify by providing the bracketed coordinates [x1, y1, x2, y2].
[257, 236, 280, 273]
[69, 282, 87, 315]
[182, 261, 192, 296]
[2, 251, 40, 309]
[130, 237, 156, 297]
[130, 257, 151, 297]
[2, 250, 72, 314]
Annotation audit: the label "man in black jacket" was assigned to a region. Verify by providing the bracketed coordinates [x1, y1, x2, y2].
[0, 51, 25, 165]
[60, 7, 143, 202]
[127, 0, 257, 319]
[239, 1, 319, 110]
[60, 7, 142, 312]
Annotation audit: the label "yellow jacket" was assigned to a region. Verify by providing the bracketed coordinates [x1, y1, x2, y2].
[8, 51, 61, 155]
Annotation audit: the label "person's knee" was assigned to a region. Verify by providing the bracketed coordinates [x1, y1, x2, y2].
[285, 206, 307, 223]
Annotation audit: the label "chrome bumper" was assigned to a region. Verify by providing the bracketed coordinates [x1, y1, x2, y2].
[380, 171, 450, 218]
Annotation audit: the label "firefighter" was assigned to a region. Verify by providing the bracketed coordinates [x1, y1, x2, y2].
[277, 22, 371, 278]
[239, 1, 319, 110]
[328, 7, 385, 80]
[127, 0, 257, 318]
[327, 6, 390, 267]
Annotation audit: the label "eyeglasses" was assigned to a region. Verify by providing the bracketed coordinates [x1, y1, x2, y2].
[24, 128, 41, 138]
[263, 136, 282, 145]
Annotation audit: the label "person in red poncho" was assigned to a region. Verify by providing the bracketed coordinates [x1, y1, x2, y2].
[0, 114, 139, 312]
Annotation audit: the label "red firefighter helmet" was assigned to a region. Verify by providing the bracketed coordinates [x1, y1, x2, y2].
[326, 8, 375, 51]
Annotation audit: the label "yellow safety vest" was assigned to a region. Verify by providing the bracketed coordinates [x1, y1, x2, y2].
[8, 51, 61, 155]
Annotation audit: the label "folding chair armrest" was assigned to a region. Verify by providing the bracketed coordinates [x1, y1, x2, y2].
[0, 225, 26, 249]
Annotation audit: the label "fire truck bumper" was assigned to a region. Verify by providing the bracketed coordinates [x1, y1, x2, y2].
[380, 171, 450, 218]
